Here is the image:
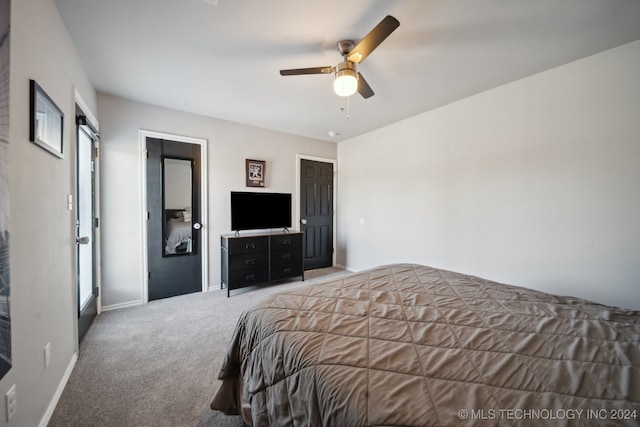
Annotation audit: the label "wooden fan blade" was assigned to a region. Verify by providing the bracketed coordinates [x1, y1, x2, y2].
[348, 15, 400, 63]
[357, 73, 374, 99]
[280, 67, 332, 76]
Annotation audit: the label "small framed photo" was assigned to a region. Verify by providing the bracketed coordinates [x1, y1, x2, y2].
[29, 80, 64, 158]
[246, 159, 265, 187]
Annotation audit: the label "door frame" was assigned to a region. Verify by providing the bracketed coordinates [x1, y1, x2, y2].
[295, 154, 337, 268]
[140, 130, 208, 303]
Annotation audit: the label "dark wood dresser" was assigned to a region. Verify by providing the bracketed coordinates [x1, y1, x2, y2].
[220, 232, 304, 296]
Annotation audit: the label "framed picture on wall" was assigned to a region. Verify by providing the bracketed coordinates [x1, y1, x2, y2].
[246, 159, 265, 187]
[29, 80, 64, 159]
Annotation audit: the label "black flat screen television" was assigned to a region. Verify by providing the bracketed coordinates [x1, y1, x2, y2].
[231, 191, 292, 231]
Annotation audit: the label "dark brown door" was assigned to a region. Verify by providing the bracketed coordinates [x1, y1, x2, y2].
[300, 159, 333, 270]
[146, 138, 202, 300]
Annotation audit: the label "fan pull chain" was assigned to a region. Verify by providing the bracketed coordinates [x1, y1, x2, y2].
[340, 97, 351, 119]
[345, 96, 351, 120]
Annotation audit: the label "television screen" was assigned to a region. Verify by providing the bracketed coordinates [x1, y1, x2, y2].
[231, 192, 292, 231]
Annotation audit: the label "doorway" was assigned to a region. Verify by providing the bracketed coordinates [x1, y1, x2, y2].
[299, 157, 335, 270]
[143, 132, 208, 301]
[76, 106, 99, 343]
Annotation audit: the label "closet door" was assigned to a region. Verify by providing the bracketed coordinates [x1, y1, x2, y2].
[300, 159, 334, 270]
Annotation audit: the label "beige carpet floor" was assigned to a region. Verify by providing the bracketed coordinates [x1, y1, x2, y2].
[48, 267, 347, 427]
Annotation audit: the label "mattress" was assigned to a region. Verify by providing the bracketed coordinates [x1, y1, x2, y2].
[210, 264, 640, 426]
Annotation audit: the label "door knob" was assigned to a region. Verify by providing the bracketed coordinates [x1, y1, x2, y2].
[300, 219, 307, 225]
[76, 236, 90, 244]
[193, 222, 202, 230]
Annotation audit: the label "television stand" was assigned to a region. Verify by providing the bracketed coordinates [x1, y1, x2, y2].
[220, 231, 304, 297]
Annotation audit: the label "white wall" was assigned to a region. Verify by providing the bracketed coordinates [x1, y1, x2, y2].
[98, 94, 337, 309]
[6, 0, 98, 424]
[337, 40, 640, 310]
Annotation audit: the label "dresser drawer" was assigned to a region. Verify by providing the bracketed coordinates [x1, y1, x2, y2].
[226, 236, 268, 254]
[270, 263, 303, 281]
[270, 233, 302, 249]
[228, 252, 269, 271]
[228, 267, 269, 287]
[271, 248, 302, 265]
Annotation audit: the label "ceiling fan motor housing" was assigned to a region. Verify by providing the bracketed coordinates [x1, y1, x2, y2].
[335, 60, 357, 75]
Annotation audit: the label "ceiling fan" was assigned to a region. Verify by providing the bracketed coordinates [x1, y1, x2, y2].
[279, 15, 400, 99]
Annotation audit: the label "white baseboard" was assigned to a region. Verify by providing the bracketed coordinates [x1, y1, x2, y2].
[38, 352, 78, 427]
[101, 299, 144, 312]
[335, 263, 358, 273]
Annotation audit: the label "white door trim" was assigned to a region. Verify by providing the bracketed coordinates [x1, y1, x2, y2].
[295, 154, 338, 267]
[140, 130, 209, 303]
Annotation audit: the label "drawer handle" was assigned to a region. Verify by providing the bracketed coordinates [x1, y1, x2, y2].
[245, 259, 255, 265]
[283, 253, 291, 261]
[245, 274, 255, 281]
[282, 239, 292, 246]
[245, 243, 255, 249]
[283, 268, 292, 274]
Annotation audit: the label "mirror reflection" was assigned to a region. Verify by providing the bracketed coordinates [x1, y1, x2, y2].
[163, 158, 193, 255]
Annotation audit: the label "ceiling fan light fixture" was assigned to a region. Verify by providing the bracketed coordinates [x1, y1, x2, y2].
[333, 62, 358, 97]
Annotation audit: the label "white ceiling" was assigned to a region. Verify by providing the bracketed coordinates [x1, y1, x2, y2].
[53, 0, 640, 142]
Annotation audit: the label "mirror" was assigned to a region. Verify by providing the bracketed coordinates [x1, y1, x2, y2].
[163, 157, 194, 256]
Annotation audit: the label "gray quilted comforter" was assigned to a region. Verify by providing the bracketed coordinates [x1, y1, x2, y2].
[211, 264, 640, 426]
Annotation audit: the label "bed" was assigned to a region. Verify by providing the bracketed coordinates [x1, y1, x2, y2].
[210, 264, 640, 426]
[164, 209, 192, 254]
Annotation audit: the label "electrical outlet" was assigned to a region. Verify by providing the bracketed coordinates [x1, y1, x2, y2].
[5, 384, 16, 421]
[44, 343, 51, 368]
